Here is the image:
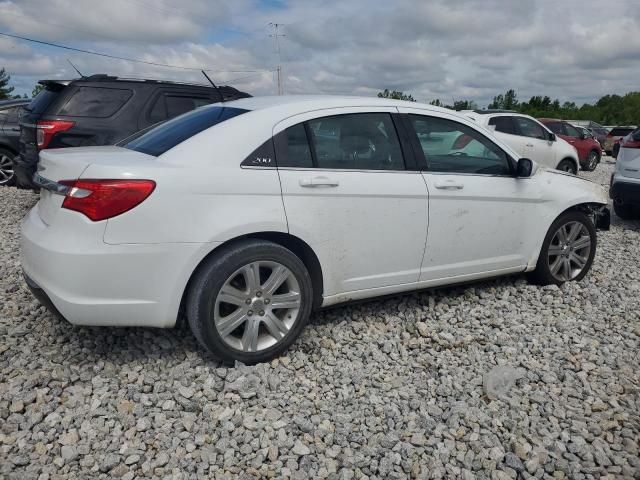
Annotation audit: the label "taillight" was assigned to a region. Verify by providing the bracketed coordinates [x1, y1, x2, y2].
[621, 138, 640, 149]
[36, 120, 75, 149]
[59, 179, 156, 221]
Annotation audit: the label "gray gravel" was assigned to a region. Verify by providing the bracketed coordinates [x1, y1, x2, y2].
[1, 158, 639, 479]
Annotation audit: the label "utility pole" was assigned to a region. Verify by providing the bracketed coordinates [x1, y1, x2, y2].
[269, 23, 286, 95]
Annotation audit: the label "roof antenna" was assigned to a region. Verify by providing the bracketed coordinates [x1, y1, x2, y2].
[202, 70, 224, 102]
[67, 59, 85, 78]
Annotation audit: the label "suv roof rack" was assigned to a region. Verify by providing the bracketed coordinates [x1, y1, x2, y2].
[38, 74, 240, 89]
[472, 109, 518, 114]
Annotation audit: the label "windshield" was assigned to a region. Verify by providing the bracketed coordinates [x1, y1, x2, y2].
[122, 106, 249, 157]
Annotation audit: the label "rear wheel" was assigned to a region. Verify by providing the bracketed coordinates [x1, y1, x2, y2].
[583, 150, 600, 171]
[530, 211, 597, 285]
[556, 159, 577, 175]
[613, 201, 640, 220]
[187, 239, 313, 364]
[0, 148, 16, 186]
[612, 143, 620, 158]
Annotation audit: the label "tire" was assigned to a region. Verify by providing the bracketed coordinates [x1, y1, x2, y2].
[0, 148, 16, 187]
[613, 201, 640, 220]
[187, 239, 313, 364]
[529, 211, 597, 285]
[612, 143, 620, 159]
[582, 150, 600, 171]
[556, 159, 577, 175]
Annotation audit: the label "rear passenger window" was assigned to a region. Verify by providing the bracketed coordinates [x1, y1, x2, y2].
[149, 94, 212, 123]
[488, 116, 516, 135]
[57, 87, 132, 118]
[308, 113, 405, 170]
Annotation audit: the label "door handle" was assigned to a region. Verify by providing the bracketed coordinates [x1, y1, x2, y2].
[434, 180, 464, 190]
[526, 143, 534, 147]
[299, 176, 339, 187]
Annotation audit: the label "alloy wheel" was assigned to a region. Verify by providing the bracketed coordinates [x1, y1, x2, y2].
[213, 261, 302, 352]
[547, 221, 592, 282]
[0, 154, 14, 185]
[587, 151, 598, 170]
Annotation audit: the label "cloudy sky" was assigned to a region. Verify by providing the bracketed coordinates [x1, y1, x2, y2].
[1, 0, 639, 106]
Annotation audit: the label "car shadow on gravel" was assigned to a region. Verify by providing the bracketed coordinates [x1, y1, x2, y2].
[23, 307, 223, 367]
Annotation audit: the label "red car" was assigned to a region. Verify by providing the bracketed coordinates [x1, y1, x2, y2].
[539, 118, 602, 171]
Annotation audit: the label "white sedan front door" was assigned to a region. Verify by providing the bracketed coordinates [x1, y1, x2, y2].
[274, 108, 429, 297]
[401, 108, 542, 281]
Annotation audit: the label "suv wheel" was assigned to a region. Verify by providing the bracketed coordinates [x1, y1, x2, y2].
[556, 159, 577, 175]
[0, 148, 16, 186]
[530, 211, 596, 285]
[187, 239, 313, 364]
[583, 150, 600, 171]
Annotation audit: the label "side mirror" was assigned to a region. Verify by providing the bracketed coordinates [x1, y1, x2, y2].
[579, 133, 587, 140]
[517, 158, 533, 178]
[548, 132, 556, 142]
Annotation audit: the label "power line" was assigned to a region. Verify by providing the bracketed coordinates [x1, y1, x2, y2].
[0, 31, 268, 74]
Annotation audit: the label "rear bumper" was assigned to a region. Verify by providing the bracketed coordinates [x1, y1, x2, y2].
[610, 175, 640, 206]
[24, 273, 66, 321]
[20, 206, 218, 328]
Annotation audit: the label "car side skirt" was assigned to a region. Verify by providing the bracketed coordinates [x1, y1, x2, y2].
[320, 265, 527, 307]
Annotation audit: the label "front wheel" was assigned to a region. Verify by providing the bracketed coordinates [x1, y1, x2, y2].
[583, 150, 600, 171]
[530, 211, 597, 285]
[187, 239, 313, 364]
[556, 159, 577, 175]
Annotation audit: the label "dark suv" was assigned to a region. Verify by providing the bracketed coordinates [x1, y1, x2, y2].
[0, 99, 30, 186]
[14, 75, 250, 188]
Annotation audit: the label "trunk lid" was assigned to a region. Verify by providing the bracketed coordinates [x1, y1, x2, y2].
[36, 146, 154, 225]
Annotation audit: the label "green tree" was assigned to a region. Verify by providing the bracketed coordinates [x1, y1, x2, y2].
[0, 68, 15, 100]
[452, 100, 477, 111]
[32, 84, 44, 98]
[488, 89, 519, 110]
[377, 89, 416, 102]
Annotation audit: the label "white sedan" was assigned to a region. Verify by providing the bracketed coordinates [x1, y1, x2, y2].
[21, 96, 610, 363]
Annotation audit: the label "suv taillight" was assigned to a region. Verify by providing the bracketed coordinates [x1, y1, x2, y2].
[59, 179, 156, 221]
[36, 120, 75, 149]
[621, 138, 640, 149]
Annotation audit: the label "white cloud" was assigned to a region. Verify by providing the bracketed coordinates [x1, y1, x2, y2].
[1, 0, 639, 106]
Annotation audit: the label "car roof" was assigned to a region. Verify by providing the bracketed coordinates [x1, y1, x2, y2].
[0, 99, 30, 108]
[538, 118, 562, 123]
[225, 94, 454, 116]
[470, 109, 517, 114]
[39, 74, 235, 90]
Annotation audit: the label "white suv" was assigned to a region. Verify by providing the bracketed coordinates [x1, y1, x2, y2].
[463, 110, 580, 174]
[22, 96, 609, 364]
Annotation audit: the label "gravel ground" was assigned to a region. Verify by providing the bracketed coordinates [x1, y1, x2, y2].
[1, 158, 639, 480]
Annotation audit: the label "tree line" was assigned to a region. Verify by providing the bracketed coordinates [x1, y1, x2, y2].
[379, 88, 640, 126]
[3, 69, 638, 125]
